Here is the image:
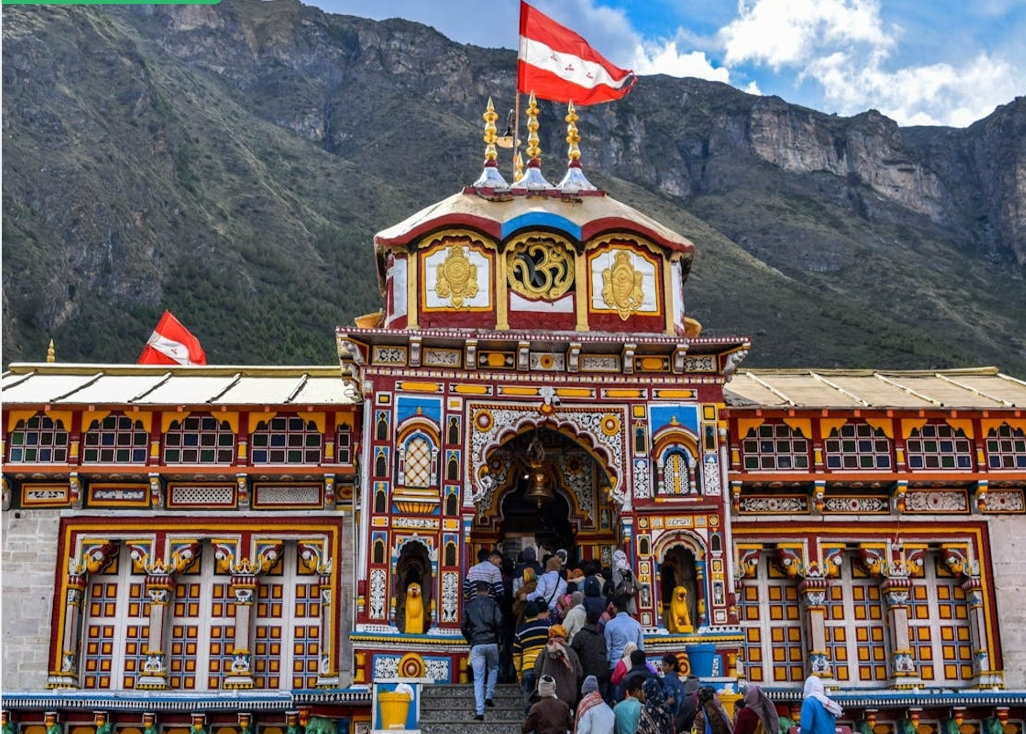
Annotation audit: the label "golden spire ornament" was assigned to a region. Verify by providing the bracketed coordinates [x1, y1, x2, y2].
[513, 92, 553, 191]
[514, 151, 525, 183]
[557, 101, 596, 192]
[47, 338, 56, 363]
[472, 97, 510, 190]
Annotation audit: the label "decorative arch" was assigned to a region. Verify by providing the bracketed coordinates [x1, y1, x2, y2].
[396, 415, 441, 488]
[652, 424, 702, 496]
[467, 403, 628, 511]
[394, 540, 433, 634]
[653, 530, 704, 632]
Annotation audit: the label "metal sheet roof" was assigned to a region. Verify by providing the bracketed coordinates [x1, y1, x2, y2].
[725, 368, 1026, 409]
[1, 364, 358, 407]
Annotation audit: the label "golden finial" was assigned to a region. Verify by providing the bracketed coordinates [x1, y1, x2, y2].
[565, 101, 581, 164]
[515, 92, 553, 190]
[472, 97, 510, 189]
[526, 92, 542, 161]
[514, 151, 525, 182]
[482, 97, 499, 165]
[47, 339, 55, 363]
[556, 100, 596, 192]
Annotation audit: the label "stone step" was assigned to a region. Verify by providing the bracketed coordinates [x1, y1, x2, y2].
[419, 723, 523, 734]
[419, 683, 528, 732]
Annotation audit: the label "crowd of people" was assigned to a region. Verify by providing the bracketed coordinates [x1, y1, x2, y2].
[460, 546, 844, 734]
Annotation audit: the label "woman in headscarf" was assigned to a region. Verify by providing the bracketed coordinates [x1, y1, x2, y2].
[800, 676, 842, 734]
[533, 624, 584, 708]
[636, 677, 675, 734]
[610, 549, 637, 615]
[609, 641, 637, 689]
[693, 686, 733, 734]
[734, 685, 780, 734]
[575, 674, 615, 734]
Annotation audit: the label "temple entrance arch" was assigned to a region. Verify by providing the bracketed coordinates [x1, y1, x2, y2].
[469, 423, 620, 571]
[466, 402, 631, 515]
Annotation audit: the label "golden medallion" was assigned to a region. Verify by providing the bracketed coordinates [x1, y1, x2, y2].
[435, 245, 479, 307]
[601, 250, 644, 320]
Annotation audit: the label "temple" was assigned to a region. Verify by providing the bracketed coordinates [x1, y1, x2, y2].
[2, 96, 1025, 734]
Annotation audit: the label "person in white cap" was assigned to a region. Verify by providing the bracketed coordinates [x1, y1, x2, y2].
[522, 674, 572, 734]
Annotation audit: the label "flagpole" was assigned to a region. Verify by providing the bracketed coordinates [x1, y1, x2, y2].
[512, 92, 521, 175]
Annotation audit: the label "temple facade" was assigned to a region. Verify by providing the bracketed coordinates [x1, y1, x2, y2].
[2, 98, 1025, 734]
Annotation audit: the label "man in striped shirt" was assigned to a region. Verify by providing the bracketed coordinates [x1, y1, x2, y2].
[466, 549, 505, 601]
[513, 601, 550, 712]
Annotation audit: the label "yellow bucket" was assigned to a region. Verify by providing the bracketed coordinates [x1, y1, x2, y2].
[378, 691, 412, 730]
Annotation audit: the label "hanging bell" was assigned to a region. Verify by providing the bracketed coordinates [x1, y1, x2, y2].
[524, 465, 554, 508]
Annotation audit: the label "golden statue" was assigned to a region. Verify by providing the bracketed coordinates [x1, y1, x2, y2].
[667, 585, 694, 633]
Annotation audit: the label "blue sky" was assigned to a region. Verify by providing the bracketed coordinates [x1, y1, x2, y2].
[308, 0, 1025, 127]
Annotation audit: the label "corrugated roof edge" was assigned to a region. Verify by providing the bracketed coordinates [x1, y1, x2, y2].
[4, 363, 343, 377]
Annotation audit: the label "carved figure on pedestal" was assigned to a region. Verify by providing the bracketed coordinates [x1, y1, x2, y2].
[404, 582, 426, 634]
[667, 585, 694, 633]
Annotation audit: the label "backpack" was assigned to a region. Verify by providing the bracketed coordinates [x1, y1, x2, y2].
[583, 576, 602, 597]
[615, 569, 638, 598]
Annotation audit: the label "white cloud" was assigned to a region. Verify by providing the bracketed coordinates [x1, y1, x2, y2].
[631, 41, 731, 83]
[810, 52, 1020, 126]
[713, 0, 1022, 126]
[719, 0, 892, 69]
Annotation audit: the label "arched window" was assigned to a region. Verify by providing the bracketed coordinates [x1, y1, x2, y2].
[163, 414, 235, 464]
[824, 422, 892, 470]
[906, 422, 973, 470]
[250, 414, 323, 465]
[376, 412, 389, 441]
[741, 422, 809, 471]
[447, 417, 460, 446]
[985, 424, 1026, 469]
[662, 449, 693, 494]
[7, 414, 69, 463]
[336, 421, 353, 464]
[83, 414, 148, 464]
[397, 433, 437, 488]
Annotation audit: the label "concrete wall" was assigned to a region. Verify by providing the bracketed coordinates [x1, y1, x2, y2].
[989, 515, 1026, 689]
[1, 509, 62, 691]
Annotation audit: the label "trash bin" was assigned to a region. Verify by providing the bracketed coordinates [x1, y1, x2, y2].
[378, 691, 412, 730]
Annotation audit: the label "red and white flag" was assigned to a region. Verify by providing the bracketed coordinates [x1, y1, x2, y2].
[137, 310, 207, 365]
[517, 0, 635, 105]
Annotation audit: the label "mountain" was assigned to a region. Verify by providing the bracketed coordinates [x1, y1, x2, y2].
[3, 0, 1025, 376]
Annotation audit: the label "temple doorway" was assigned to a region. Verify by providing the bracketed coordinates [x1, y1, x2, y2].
[500, 478, 576, 564]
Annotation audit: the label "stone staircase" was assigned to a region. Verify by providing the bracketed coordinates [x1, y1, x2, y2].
[418, 682, 525, 734]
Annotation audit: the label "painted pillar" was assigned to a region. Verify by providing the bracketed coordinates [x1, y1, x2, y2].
[49, 573, 87, 688]
[223, 575, 257, 689]
[137, 574, 173, 689]
[881, 575, 919, 687]
[798, 572, 832, 679]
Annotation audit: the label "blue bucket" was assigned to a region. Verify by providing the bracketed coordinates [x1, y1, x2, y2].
[685, 643, 718, 677]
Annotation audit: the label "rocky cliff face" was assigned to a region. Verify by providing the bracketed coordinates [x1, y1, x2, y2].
[2, 0, 1024, 373]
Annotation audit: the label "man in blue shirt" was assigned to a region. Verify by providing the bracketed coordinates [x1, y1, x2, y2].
[604, 596, 644, 672]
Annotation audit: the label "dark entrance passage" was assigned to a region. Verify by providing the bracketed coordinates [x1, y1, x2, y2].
[499, 476, 576, 563]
